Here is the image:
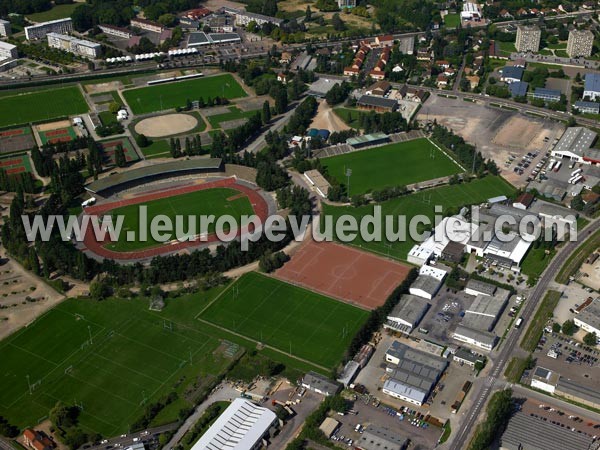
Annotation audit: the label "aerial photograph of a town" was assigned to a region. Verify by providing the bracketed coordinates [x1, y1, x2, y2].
[3, 0, 600, 449]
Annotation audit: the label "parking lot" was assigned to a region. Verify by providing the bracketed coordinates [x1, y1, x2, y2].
[327, 394, 443, 449]
[413, 288, 472, 344]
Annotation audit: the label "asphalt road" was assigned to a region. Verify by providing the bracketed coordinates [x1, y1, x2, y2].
[449, 220, 600, 450]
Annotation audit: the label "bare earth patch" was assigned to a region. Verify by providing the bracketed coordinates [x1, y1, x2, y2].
[311, 100, 351, 132]
[135, 113, 198, 138]
[35, 119, 71, 132]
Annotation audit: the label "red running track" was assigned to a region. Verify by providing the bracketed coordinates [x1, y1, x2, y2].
[82, 177, 269, 261]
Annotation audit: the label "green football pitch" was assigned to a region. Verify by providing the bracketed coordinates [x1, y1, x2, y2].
[122, 74, 247, 115]
[321, 138, 463, 195]
[322, 176, 515, 260]
[105, 187, 254, 252]
[0, 295, 231, 436]
[199, 272, 369, 369]
[0, 87, 89, 128]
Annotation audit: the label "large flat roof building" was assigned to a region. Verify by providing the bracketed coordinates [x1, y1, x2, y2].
[358, 426, 408, 450]
[356, 95, 398, 112]
[465, 279, 497, 297]
[0, 19, 11, 37]
[452, 325, 497, 351]
[500, 412, 594, 450]
[409, 274, 444, 300]
[515, 25, 541, 53]
[25, 18, 72, 40]
[573, 297, 600, 336]
[551, 126, 597, 162]
[555, 377, 600, 409]
[221, 7, 283, 26]
[189, 398, 277, 450]
[384, 294, 430, 334]
[530, 366, 559, 394]
[301, 371, 340, 397]
[383, 341, 447, 405]
[567, 29, 594, 58]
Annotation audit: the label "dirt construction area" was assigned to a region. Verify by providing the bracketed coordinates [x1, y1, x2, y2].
[418, 95, 564, 187]
[274, 240, 411, 310]
[0, 257, 65, 340]
[134, 113, 198, 138]
[310, 100, 351, 133]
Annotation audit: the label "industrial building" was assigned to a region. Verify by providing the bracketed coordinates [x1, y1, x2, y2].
[189, 398, 277, 450]
[573, 297, 600, 336]
[500, 412, 594, 450]
[358, 426, 408, 450]
[346, 132, 390, 148]
[464, 288, 509, 330]
[530, 366, 559, 393]
[25, 18, 73, 40]
[483, 232, 532, 270]
[301, 372, 341, 397]
[319, 418, 340, 439]
[47, 33, 101, 58]
[461, 2, 481, 20]
[337, 360, 361, 387]
[515, 25, 541, 53]
[187, 32, 241, 47]
[584, 73, 600, 101]
[551, 126, 597, 163]
[409, 265, 447, 300]
[555, 377, 600, 409]
[383, 341, 448, 405]
[567, 29, 594, 58]
[508, 81, 528, 97]
[453, 348, 483, 367]
[452, 325, 497, 351]
[464, 279, 497, 297]
[0, 40, 17, 61]
[0, 19, 11, 37]
[384, 294, 430, 334]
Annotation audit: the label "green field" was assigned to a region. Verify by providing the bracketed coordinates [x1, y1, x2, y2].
[141, 140, 171, 159]
[206, 107, 259, 128]
[199, 272, 369, 368]
[521, 244, 555, 283]
[444, 13, 460, 27]
[105, 187, 254, 252]
[0, 87, 89, 128]
[322, 176, 515, 260]
[123, 75, 247, 115]
[0, 292, 232, 436]
[26, 3, 79, 22]
[322, 138, 463, 195]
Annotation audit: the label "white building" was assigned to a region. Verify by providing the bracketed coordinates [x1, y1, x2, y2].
[0, 40, 17, 60]
[515, 24, 541, 53]
[130, 18, 164, 33]
[301, 372, 340, 396]
[221, 7, 283, 26]
[189, 398, 277, 450]
[574, 298, 600, 336]
[47, 33, 101, 58]
[384, 294, 430, 334]
[551, 127, 598, 162]
[0, 19, 11, 37]
[483, 231, 533, 270]
[464, 279, 497, 297]
[303, 169, 331, 198]
[584, 73, 600, 101]
[452, 325, 497, 351]
[461, 2, 482, 20]
[530, 366, 559, 394]
[567, 30, 594, 58]
[98, 24, 132, 39]
[25, 18, 73, 40]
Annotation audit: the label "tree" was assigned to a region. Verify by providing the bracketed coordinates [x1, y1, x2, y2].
[28, 247, 40, 275]
[262, 0, 278, 16]
[50, 402, 80, 430]
[562, 319, 577, 336]
[332, 13, 345, 31]
[552, 323, 561, 333]
[136, 134, 150, 148]
[108, 101, 121, 114]
[274, 88, 288, 115]
[305, 5, 312, 21]
[584, 332, 598, 346]
[89, 280, 110, 300]
[114, 144, 126, 167]
[261, 100, 271, 124]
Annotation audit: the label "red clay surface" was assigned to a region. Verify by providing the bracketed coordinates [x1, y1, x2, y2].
[82, 177, 269, 261]
[275, 240, 411, 310]
[0, 129, 24, 137]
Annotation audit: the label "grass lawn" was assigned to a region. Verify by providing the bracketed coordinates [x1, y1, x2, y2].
[26, 3, 78, 22]
[333, 107, 362, 128]
[206, 107, 259, 128]
[0, 292, 232, 436]
[444, 13, 461, 27]
[99, 110, 118, 126]
[498, 41, 516, 56]
[199, 272, 369, 369]
[556, 227, 600, 283]
[321, 138, 463, 194]
[123, 74, 246, 115]
[521, 244, 555, 283]
[105, 187, 254, 252]
[521, 290, 560, 352]
[322, 176, 515, 261]
[0, 86, 88, 128]
[141, 140, 171, 159]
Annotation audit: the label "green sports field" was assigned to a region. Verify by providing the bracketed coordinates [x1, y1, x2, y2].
[105, 187, 254, 252]
[322, 138, 463, 195]
[0, 294, 231, 436]
[322, 176, 515, 260]
[0, 87, 89, 128]
[123, 75, 247, 115]
[199, 272, 369, 368]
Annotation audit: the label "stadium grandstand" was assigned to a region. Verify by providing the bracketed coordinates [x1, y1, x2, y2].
[85, 158, 223, 196]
